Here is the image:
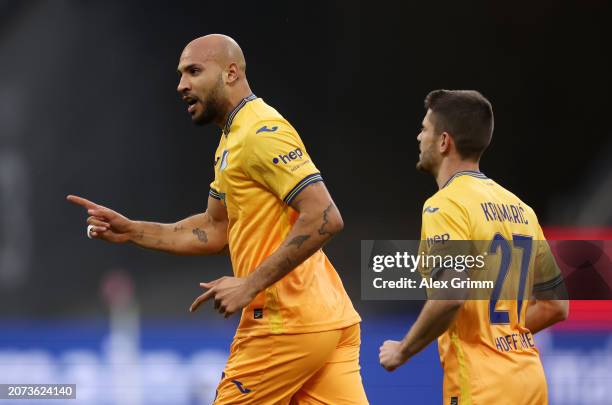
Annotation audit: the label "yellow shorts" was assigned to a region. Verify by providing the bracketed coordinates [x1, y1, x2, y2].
[442, 351, 548, 405]
[213, 323, 368, 405]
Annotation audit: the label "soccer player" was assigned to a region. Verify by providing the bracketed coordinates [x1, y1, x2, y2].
[67, 34, 367, 404]
[378, 90, 569, 404]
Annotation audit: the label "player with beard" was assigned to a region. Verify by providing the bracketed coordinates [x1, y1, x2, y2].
[378, 90, 568, 404]
[67, 34, 367, 404]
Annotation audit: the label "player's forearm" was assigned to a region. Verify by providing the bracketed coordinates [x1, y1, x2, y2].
[128, 213, 228, 255]
[525, 299, 569, 334]
[399, 300, 463, 359]
[245, 202, 343, 294]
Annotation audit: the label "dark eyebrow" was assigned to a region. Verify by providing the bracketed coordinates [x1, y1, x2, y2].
[177, 63, 200, 76]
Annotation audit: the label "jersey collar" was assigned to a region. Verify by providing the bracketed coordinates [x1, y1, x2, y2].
[222, 94, 257, 136]
[442, 170, 488, 188]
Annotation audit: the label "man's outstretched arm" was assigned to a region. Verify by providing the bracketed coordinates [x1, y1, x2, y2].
[189, 181, 343, 316]
[66, 194, 228, 255]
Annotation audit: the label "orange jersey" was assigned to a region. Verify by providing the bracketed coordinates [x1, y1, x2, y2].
[419, 171, 562, 404]
[210, 95, 360, 338]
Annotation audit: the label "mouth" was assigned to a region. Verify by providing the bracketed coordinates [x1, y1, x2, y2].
[183, 96, 200, 114]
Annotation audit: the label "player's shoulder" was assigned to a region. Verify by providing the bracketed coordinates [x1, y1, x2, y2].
[489, 179, 540, 221]
[244, 98, 291, 130]
[421, 192, 471, 239]
[425, 175, 479, 210]
[422, 191, 466, 217]
[242, 100, 301, 147]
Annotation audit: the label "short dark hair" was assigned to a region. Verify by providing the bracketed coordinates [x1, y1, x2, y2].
[424, 89, 494, 161]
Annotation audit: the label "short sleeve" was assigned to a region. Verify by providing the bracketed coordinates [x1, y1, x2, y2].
[533, 225, 563, 292]
[209, 178, 222, 200]
[243, 121, 322, 204]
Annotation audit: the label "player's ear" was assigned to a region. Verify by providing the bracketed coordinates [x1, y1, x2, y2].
[439, 132, 452, 154]
[225, 63, 239, 84]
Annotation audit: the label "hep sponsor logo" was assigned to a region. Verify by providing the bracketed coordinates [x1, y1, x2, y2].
[273, 148, 303, 164]
[426, 233, 450, 247]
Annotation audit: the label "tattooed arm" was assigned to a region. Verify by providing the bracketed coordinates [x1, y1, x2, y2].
[245, 181, 343, 292]
[129, 195, 228, 255]
[67, 194, 229, 255]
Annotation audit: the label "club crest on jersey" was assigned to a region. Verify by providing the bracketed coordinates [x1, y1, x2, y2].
[273, 148, 303, 165]
[220, 150, 229, 171]
[423, 206, 439, 214]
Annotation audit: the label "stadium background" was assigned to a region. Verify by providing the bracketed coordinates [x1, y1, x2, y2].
[1, 1, 611, 403]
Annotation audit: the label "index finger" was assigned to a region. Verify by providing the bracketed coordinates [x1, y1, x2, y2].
[189, 288, 216, 312]
[66, 195, 99, 210]
[199, 279, 221, 289]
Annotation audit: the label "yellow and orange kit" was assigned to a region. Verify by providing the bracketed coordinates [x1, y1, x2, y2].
[419, 171, 562, 405]
[209, 95, 361, 338]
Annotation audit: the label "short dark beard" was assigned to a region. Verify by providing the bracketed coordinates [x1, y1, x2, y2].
[417, 156, 442, 182]
[416, 153, 431, 173]
[193, 75, 224, 126]
[416, 148, 437, 174]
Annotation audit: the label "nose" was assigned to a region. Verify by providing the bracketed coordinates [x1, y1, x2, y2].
[177, 75, 190, 94]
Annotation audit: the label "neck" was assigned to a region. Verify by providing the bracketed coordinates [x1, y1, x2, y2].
[435, 158, 480, 189]
[215, 81, 253, 129]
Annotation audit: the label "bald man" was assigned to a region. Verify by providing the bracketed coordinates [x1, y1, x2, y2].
[67, 34, 368, 404]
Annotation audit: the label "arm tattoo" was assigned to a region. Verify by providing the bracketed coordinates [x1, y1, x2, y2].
[287, 234, 310, 249]
[192, 228, 208, 243]
[173, 225, 185, 232]
[318, 203, 334, 236]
